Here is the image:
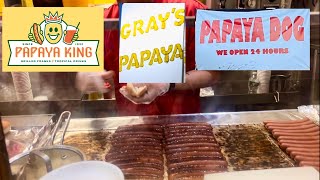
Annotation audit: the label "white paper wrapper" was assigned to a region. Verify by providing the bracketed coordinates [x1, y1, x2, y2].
[298, 105, 319, 125]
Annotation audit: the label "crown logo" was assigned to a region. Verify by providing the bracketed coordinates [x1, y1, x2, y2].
[44, 12, 63, 23]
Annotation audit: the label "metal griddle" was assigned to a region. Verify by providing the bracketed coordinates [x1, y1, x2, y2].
[61, 109, 306, 179]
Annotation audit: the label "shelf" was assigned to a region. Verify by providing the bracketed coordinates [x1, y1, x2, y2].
[200, 91, 300, 105]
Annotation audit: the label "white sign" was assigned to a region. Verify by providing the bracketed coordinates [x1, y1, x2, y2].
[7, 11, 100, 67]
[119, 3, 185, 83]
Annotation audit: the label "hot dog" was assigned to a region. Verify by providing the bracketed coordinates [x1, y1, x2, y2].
[168, 160, 227, 169]
[115, 124, 163, 133]
[280, 143, 319, 149]
[273, 131, 319, 138]
[169, 165, 227, 174]
[266, 121, 314, 128]
[112, 131, 163, 139]
[167, 155, 224, 164]
[268, 124, 317, 131]
[31, 23, 44, 45]
[299, 161, 320, 167]
[272, 126, 319, 134]
[165, 131, 213, 138]
[108, 157, 163, 165]
[263, 119, 309, 124]
[166, 138, 216, 145]
[106, 152, 163, 161]
[109, 145, 162, 152]
[166, 146, 221, 154]
[165, 128, 212, 135]
[279, 139, 320, 144]
[290, 151, 320, 158]
[168, 173, 204, 180]
[165, 143, 219, 150]
[111, 137, 161, 144]
[115, 162, 164, 170]
[166, 151, 223, 160]
[121, 167, 164, 176]
[112, 134, 163, 141]
[295, 155, 320, 162]
[278, 135, 319, 141]
[165, 126, 212, 132]
[286, 147, 319, 153]
[166, 135, 215, 142]
[125, 83, 148, 98]
[124, 173, 162, 180]
[108, 148, 162, 155]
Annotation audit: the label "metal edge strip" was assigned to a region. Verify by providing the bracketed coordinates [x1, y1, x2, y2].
[0, 12, 318, 30]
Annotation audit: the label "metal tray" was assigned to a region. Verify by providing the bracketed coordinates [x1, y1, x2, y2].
[61, 109, 305, 177]
[2, 114, 55, 160]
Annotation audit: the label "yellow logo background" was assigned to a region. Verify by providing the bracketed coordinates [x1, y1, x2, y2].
[2, 7, 104, 72]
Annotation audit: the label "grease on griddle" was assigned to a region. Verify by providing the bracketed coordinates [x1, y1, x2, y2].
[214, 124, 294, 171]
[64, 131, 111, 161]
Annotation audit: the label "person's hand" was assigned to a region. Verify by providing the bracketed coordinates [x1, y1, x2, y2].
[28, 33, 35, 42]
[75, 71, 114, 93]
[119, 83, 170, 104]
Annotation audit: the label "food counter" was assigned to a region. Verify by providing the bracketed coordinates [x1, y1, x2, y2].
[0, 2, 318, 180]
[5, 107, 319, 179]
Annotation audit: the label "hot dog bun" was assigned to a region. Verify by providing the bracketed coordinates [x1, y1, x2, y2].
[126, 83, 147, 98]
[32, 23, 44, 45]
[1, 120, 11, 135]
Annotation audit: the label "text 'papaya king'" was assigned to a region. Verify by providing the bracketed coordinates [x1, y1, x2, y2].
[15, 47, 93, 58]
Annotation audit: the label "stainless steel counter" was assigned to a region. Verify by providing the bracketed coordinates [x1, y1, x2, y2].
[65, 109, 307, 132]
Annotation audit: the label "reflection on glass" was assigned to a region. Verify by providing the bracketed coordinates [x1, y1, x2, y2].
[32, 0, 63, 7]
[62, 0, 91, 7]
[88, 92, 104, 100]
[4, 0, 22, 7]
[248, 71, 260, 94]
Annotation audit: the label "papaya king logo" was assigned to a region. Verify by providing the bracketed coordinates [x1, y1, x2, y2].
[8, 11, 99, 66]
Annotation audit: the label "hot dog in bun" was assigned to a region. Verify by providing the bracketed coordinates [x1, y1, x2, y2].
[126, 83, 147, 98]
[30, 23, 44, 45]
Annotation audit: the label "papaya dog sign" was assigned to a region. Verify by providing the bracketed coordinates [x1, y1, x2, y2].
[119, 3, 185, 83]
[195, 9, 310, 70]
[2, 8, 104, 72]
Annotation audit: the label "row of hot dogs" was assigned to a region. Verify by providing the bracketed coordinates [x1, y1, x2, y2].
[104, 119, 319, 179]
[264, 119, 320, 171]
[105, 122, 227, 180]
[105, 124, 165, 180]
[164, 123, 227, 180]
